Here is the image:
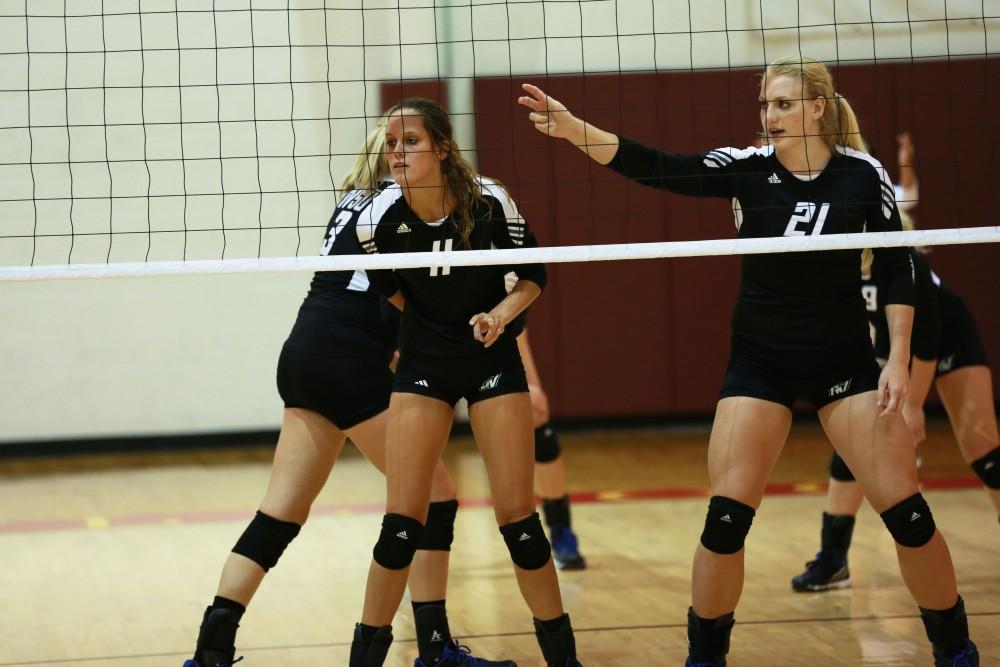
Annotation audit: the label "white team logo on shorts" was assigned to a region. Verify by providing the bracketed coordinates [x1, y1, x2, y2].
[828, 379, 852, 397]
[938, 355, 955, 374]
[479, 373, 502, 391]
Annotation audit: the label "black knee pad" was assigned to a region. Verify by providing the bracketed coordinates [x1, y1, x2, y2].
[499, 513, 551, 570]
[880, 493, 936, 547]
[231, 511, 301, 571]
[828, 452, 856, 482]
[417, 500, 459, 551]
[971, 446, 1000, 489]
[700, 496, 755, 555]
[534, 423, 561, 463]
[373, 514, 424, 570]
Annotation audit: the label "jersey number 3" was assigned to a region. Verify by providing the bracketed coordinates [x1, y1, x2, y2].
[784, 202, 830, 237]
[430, 238, 453, 277]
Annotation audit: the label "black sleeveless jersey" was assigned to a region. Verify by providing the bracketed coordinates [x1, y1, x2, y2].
[284, 185, 399, 357]
[607, 137, 915, 351]
[357, 177, 547, 357]
[863, 248, 941, 361]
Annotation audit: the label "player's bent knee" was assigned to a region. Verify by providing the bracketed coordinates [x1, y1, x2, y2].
[880, 493, 936, 547]
[828, 452, 856, 482]
[971, 446, 1000, 489]
[417, 500, 459, 551]
[373, 514, 424, 569]
[534, 423, 561, 463]
[700, 495, 755, 555]
[232, 510, 302, 571]
[499, 513, 551, 570]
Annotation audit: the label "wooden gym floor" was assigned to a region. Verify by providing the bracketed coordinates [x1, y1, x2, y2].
[0, 418, 997, 666]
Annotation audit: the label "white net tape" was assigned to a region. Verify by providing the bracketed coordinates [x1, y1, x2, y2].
[3, 226, 998, 282]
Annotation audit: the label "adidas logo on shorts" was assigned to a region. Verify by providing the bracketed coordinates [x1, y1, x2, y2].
[397, 222, 411, 234]
[910, 512, 921, 522]
[518, 532, 532, 541]
[415, 379, 429, 387]
[720, 514, 733, 523]
[431, 630, 443, 642]
[768, 172, 782, 184]
[397, 530, 409, 539]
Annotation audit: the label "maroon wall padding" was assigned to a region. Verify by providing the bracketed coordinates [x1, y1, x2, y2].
[472, 59, 999, 419]
[379, 80, 449, 113]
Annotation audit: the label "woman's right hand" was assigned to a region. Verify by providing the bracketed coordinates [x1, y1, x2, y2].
[518, 83, 581, 141]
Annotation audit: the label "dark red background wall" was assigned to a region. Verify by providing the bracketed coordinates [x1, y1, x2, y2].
[386, 58, 999, 419]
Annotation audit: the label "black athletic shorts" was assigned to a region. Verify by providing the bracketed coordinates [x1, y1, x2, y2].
[393, 340, 528, 406]
[720, 335, 880, 409]
[935, 287, 988, 376]
[276, 344, 392, 430]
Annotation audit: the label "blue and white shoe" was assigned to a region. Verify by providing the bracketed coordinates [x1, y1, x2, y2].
[934, 639, 979, 667]
[414, 640, 517, 666]
[182, 658, 243, 667]
[791, 551, 850, 592]
[550, 525, 586, 570]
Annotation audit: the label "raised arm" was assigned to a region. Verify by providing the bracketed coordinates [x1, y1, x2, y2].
[518, 83, 620, 165]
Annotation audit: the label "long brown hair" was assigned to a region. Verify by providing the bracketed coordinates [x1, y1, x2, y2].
[761, 56, 867, 152]
[383, 97, 491, 248]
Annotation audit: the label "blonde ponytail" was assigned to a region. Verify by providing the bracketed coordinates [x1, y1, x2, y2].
[340, 123, 388, 194]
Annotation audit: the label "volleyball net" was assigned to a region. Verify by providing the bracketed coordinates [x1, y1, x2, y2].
[1, 1, 998, 280]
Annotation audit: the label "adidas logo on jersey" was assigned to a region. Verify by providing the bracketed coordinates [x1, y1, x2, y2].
[397, 222, 411, 234]
[397, 530, 409, 539]
[431, 630, 444, 642]
[518, 532, 532, 541]
[910, 512, 921, 522]
[479, 373, 502, 392]
[720, 514, 732, 523]
[415, 379, 429, 387]
[828, 379, 852, 397]
[768, 172, 782, 184]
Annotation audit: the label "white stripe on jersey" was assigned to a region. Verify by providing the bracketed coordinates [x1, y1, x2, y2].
[477, 176, 528, 247]
[357, 183, 406, 253]
[836, 145, 896, 220]
[702, 144, 773, 168]
[346, 269, 371, 292]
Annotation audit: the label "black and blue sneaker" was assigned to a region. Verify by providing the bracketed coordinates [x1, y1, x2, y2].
[934, 640, 979, 667]
[184, 607, 244, 667]
[791, 552, 850, 592]
[414, 640, 517, 666]
[550, 525, 586, 571]
[934, 639, 979, 667]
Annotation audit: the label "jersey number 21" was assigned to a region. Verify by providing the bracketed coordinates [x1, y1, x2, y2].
[784, 202, 830, 236]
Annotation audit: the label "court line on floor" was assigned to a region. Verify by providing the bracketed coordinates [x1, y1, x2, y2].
[0, 476, 982, 536]
[1, 611, 996, 665]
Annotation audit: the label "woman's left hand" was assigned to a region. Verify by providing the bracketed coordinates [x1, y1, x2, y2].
[877, 359, 910, 417]
[470, 313, 506, 348]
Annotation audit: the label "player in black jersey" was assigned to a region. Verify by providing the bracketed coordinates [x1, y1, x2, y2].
[793, 207, 1000, 593]
[183, 127, 512, 667]
[347, 98, 583, 667]
[520, 56, 978, 666]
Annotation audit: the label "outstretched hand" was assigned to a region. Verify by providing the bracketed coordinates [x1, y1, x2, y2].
[518, 83, 579, 140]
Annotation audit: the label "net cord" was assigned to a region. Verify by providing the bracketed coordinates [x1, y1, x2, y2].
[2, 226, 997, 282]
